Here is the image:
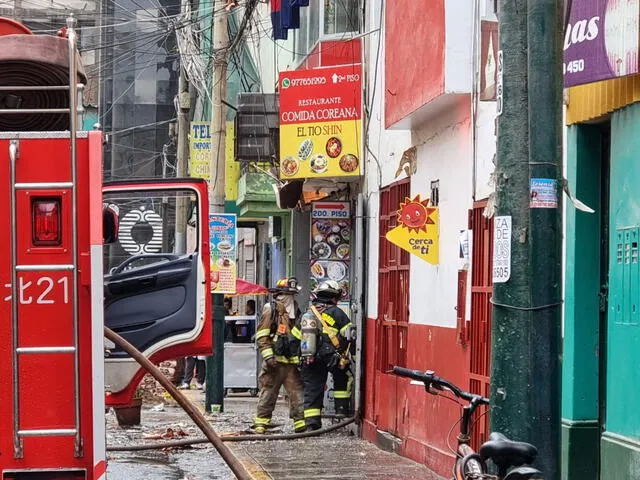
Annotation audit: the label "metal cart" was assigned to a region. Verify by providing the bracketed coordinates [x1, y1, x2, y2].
[223, 315, 260, 396]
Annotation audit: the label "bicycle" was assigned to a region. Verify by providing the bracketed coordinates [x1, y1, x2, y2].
[391, 366, 543, 480]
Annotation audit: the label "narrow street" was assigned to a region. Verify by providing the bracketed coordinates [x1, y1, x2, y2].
[106, 391, 441, 480]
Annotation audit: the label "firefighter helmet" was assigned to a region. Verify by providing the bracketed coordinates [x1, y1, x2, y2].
[269, 277, 302, 295]
[313, 280, 342, 300]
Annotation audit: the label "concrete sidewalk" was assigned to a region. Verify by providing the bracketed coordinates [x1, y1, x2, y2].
[128, 388, 443, 479]
[227, 431, 443, 480]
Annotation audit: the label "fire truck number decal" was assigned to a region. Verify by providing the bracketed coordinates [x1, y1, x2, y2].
[3, 277, 69, 304]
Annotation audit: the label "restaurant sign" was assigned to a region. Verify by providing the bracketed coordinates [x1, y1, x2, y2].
[278, 65, 362, 179]
[564, 0, 640, 87]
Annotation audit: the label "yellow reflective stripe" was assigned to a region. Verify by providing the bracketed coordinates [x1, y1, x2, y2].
[254, 417, 271, 425]
[261, 348, 274, 358]
[256, 328, 272, 339]
[274, 355, 299, 364]
[289, 356, 299, 364]
[334, 391, 350, 399]
[293, 420, 306, 429]
[339, 322, 353, 335]
[291, 326, 302, 339]
[304, 408, 321, 418]
[323, 325, 339, 335]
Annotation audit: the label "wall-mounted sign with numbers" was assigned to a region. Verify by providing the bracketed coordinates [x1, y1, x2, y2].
[492, 215, 512, 283]
[310, 202, 351, 300]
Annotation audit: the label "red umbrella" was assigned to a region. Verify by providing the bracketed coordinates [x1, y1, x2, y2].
[224, 278, 269, 297]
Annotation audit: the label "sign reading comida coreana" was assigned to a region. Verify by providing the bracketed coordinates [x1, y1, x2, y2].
[189, 121, 211, 179]
[209, 213, 237, 294]
[385, 195, 439, 265]
[279, 65, 362, 179]
[564, 0, 640, 87]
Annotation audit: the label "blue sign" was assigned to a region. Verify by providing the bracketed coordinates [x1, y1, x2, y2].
[209, 213, 237, 293]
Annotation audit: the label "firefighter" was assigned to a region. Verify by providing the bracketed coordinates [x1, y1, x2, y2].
[253, 277, 306, 434]
[294, 280, 356, 431]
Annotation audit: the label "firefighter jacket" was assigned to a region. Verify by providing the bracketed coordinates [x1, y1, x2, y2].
[292, 302, 355, 367]
[255, 300, 301, 364]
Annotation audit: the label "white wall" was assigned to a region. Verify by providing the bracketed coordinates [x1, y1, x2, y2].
[445, 0, 473, 94]
[362, 0, 412, 319]
[244, 3, 298, 93]
[363, 0, 497, 329]
[408, 101, 472, 328]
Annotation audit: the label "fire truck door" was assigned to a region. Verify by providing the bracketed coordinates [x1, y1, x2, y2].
[102, 180, 211, 404]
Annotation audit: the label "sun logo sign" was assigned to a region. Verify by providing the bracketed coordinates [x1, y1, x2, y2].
[385, 195, 439, 265]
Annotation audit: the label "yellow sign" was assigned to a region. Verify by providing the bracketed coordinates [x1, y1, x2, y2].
[385, 195, 439, 265]
[189, 121, 211, 179]
[278, 66, 362, 180]
[279, 120, 361, 179]
[225, 121, 240, 201]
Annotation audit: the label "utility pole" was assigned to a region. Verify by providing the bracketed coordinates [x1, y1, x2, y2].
[205, 0, 229, 414]
[175, 0, 191, 254]
[490, 0, 562, 479]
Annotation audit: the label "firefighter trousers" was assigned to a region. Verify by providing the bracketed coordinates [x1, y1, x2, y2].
[301, 361, 353, 429]
[254, 362, 305, 431]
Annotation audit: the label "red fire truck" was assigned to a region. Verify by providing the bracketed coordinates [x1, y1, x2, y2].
[0, 17, 212, 479]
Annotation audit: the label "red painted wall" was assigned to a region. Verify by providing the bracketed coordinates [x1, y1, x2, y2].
[363, 318, 471, 477]
[385, 0, 445, 127]
[300, 39, 362, 70]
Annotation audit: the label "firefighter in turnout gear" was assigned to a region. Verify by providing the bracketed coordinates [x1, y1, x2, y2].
[293, 280, 356, 431]
[253, 277, 306, 434]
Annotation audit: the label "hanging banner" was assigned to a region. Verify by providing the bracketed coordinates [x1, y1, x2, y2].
[310, 202, 351, 300]
[189, 121, 212, 179]
[279, 65, 362, 180]
[564, 0, 640, 87]
[385, 195, 439, 265]
[209, 213, 237, 294]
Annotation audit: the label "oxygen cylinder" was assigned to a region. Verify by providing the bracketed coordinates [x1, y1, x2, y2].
[300, 312, 318, 358]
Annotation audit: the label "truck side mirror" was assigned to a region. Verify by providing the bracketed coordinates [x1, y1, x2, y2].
[103, 204, 119, 244]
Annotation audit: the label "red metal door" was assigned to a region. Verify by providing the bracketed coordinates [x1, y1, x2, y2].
[469, 200, 493, 448]
[374, 179, 410, 434]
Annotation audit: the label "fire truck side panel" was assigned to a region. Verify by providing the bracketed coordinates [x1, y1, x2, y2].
[0, 133, 103, 479]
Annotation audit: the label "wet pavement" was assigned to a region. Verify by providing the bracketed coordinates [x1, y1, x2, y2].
[106, 390, 442, 479]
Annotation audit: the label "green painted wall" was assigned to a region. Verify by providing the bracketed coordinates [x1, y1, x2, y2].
[562, 124, 603, 480]
[606, 103, 640, 440]
[563, 124, 602, 421]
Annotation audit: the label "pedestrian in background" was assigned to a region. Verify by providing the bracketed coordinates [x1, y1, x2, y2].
[179, 356, 206, 390]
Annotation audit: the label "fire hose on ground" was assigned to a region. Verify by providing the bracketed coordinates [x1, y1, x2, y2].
[104, 326, 357, 455]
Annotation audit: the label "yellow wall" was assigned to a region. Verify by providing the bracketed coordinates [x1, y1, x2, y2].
[225, 121, 240, 201]
[567, 75, 640, 125]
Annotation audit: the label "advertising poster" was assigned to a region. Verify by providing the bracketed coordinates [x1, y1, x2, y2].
[310, 202, 351, 300]
[564, 0, 640, 87]
[190, 121, 212, 179]
[279, 65, 362, 180]
[385, 195, 439, 265]
[209, 213, 237, 294]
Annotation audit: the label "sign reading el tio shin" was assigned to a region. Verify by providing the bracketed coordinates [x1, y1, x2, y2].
[278, 65, 362, 180]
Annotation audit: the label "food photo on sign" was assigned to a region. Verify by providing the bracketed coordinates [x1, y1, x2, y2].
[278, 65, 363, 180]
[309, 202, 351, 299]
[209, 213, 237, 294]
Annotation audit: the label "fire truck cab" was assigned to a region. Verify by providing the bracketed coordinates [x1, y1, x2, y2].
[0, 17, 212, 479]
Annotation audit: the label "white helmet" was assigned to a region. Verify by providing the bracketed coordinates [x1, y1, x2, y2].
[313, 280, 342, 300]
